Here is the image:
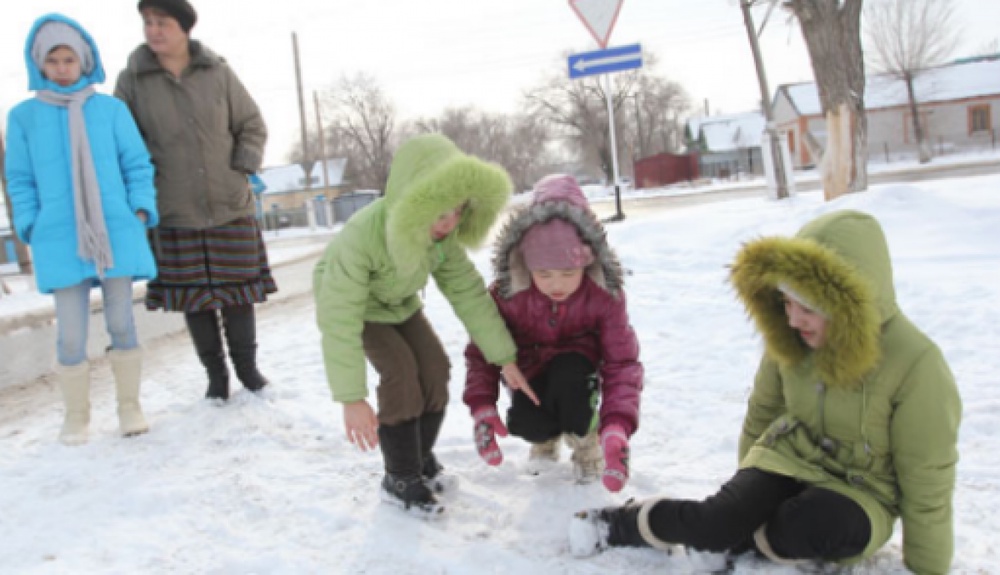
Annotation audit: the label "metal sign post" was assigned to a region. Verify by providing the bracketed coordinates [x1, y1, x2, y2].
[568, 0, 635, 221]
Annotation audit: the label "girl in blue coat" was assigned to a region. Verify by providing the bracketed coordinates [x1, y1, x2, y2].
[5, 13, 159, 445]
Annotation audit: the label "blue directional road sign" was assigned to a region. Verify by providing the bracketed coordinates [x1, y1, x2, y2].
[568, 43, 642, 79]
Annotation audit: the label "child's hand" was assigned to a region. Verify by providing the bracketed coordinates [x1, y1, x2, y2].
[600, 425, 630, 492]
[501, 363, 539, 406]
[343, 400, 379, 452]
[473, 406, 508, 466]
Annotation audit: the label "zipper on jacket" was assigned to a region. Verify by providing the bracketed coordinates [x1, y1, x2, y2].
[816, 381, 833, 453]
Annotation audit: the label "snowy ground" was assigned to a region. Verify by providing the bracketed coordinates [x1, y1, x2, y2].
[1, 171, 999, 574]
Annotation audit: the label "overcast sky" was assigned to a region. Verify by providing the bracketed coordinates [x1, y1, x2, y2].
[2, 0, 998, 166]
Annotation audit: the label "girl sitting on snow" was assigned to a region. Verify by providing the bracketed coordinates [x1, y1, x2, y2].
[464, 174, 643, 493]
[571, 210, 961, 574]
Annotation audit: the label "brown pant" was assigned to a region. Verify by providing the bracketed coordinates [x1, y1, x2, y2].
[362, 310, 451, 425]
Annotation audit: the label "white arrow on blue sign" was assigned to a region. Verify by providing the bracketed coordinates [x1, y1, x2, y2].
[568, 43, 642, 79]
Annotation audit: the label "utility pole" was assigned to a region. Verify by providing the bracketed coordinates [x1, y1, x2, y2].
[740, 0, 790, 199]
[313, 91, 330, 192]
[292, 32, 311, 189]
[0, 127, 33, 276]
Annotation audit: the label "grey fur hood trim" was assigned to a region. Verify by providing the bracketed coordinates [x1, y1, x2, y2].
[492, 201, 624, 298]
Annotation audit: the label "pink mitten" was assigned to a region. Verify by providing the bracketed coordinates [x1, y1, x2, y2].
[601, 425, 630, 492]
[473, 406, 508, 466]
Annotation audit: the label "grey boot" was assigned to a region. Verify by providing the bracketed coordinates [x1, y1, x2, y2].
[566, 432, 604, 483]
[185, 311, 230, 400]
[378, 419, 443, 516]
[56, 361, 91, 445]
[526, 435, 561, 475]
[222, 305, 269, 392]
[109, 348, 149, 437]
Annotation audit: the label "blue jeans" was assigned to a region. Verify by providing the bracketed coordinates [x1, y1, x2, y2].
[53, 277, 138, 366]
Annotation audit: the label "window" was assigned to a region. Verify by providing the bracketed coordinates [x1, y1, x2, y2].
[969, 104, 992, 134]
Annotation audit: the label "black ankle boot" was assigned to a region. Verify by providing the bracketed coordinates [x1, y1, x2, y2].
[222, 305, 269, 391]
[419, 411, 445, 483]
[185, 311, 230, 400]
[601, 499, 648, 547]
[378, 419, 443, 516]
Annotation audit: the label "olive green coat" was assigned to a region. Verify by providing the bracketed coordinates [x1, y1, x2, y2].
[731, 210, 961, 574]
[114, 41, 266, 229]
[313, 134, 517, 403]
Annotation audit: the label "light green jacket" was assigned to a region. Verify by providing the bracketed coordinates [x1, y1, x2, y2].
[313, 134, 517, 403]
[731, 210, 961, 575]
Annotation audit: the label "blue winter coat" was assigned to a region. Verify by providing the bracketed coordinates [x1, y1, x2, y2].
[4, 13, 158, 294]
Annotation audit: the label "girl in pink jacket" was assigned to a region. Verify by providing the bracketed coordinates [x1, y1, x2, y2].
[463, 174, 643, 492]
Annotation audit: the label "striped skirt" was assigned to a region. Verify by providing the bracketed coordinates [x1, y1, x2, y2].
[145, 217, 279, 312]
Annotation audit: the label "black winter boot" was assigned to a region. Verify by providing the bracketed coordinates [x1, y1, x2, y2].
[419, 411, 456, 493]
[601, 499, 648, 547]
[378, 419, 443, 517]
[222, 305, 269, 392]
[569, 498, 649, 557]
[185, 311, 230, 400]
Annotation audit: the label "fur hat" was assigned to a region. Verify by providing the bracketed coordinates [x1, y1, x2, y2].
[31, 21, 94, 75]
[137, 0, 197, 33]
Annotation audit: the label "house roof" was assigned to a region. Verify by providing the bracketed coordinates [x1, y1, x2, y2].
[258, 159, 347, 195]
[779, 56, 1000, 117]
[687, 111, 765, 152]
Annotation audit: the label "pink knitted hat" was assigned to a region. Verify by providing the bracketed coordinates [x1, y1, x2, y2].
[531, 174, 590, 209]
[520, 219, 594, 271]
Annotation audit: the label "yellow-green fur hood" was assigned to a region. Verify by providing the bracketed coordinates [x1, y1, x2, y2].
[730, 210, 896, 388]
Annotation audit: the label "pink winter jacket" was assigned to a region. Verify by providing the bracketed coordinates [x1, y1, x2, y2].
[462, 178, 643, 436]
[463, 277, 643, 434]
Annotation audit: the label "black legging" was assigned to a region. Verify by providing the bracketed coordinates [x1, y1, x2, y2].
[506, 352, 597, 442]
[646, 468, 871, 561]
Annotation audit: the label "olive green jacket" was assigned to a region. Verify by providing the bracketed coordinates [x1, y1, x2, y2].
[313, 134, 517, 403]
[731, 210, 961, 575]
[114, 41, 266, 229]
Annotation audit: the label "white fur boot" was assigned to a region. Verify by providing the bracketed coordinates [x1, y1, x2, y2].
[56, 361, 91, 445]
[566, 431, 604, 483]
[109, 348, 149, 437]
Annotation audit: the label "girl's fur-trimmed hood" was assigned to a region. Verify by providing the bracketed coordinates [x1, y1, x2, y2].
[382, 134, 512, 273]
[492, 199, 624, 299]
[729, 210, 898, 388]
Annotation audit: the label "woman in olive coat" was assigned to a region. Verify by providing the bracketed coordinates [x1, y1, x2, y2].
[115, 0, 275, 400]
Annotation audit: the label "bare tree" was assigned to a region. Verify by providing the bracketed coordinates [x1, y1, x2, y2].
[319, 72, 397, 193]
[409, 107, 553, 191]
[865, 0, 959, 164]
[783, 0, 868, 199]
[626, 75, 690, 157]
[975, 38, 1000, 57]
[525, 53, 689, 183]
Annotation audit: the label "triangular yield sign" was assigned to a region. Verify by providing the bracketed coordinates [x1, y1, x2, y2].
[568, 0, 624, 49]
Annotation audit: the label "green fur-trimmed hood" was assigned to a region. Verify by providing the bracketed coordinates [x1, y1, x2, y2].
[383, 134, 512, 273]
[730, 210, 898, 388]
[491, 200, 624, 298]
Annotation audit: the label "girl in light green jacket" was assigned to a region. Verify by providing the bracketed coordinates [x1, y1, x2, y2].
[571, 210, 961, 574]
[313, 134, 534, 517]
